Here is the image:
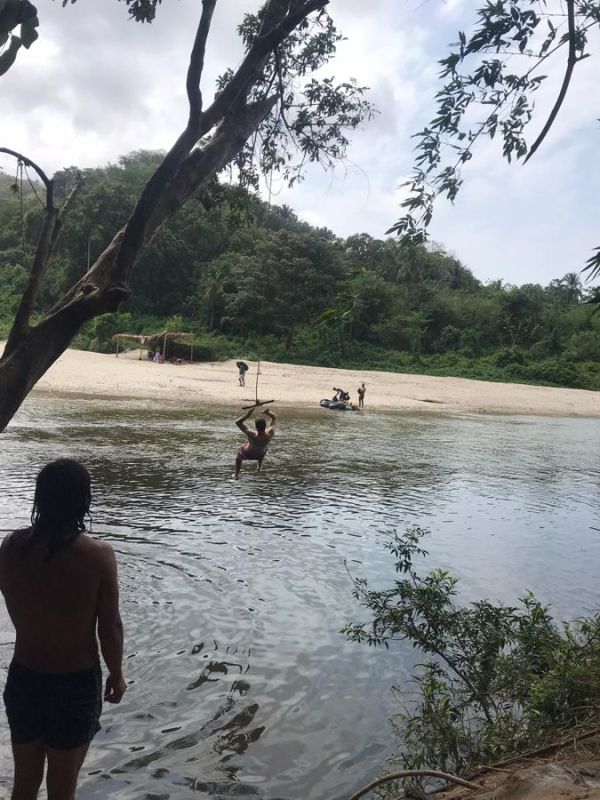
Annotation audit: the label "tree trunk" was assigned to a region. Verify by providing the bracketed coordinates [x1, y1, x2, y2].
[0, 97, 276, 432]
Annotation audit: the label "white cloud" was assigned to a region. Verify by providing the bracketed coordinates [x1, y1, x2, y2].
[0, 0, 597, 286]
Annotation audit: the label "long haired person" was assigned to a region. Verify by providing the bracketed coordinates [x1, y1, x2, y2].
[0, 458, 126, 800]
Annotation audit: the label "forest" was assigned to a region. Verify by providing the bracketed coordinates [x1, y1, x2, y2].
[1, 149, 599, 390]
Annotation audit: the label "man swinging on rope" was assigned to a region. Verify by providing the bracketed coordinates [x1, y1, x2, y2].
[234, 407, 277, 480]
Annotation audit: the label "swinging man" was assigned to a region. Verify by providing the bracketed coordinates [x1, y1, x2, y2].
[234, 407, 277, 480]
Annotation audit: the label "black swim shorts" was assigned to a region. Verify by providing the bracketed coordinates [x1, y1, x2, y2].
[3, 660, 102, 750]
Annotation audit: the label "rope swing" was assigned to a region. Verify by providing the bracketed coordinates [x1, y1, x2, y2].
[240, 169, 276, 411]
[242, 359, 274, 410]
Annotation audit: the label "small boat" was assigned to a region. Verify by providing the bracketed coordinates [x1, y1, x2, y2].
[320, 399, 357, 411]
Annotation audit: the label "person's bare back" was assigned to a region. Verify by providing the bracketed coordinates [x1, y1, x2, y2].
[234, 407, 277, 479]
[0, 458, 125, 800]
[0, 531, 117, 673]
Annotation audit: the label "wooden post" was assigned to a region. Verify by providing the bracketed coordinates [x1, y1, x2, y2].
[116, 338, 120, 358]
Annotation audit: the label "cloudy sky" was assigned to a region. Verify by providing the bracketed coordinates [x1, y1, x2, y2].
[1, 0, 598, 286]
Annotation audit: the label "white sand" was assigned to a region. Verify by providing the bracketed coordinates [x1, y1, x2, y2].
[17, 346, 600, 417]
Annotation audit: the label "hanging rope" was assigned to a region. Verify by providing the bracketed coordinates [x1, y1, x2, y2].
[18, 159, 25, 258]
[24, 164, 46, 208]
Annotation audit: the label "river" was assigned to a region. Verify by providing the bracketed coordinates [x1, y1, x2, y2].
[0, 395, 599, 799]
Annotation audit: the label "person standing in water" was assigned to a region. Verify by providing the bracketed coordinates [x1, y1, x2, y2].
[234, 407, 277, 479]
[0, 458, 126, 800]
[357, 382, 367, 408]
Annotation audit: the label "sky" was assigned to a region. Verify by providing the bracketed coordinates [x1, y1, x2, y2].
[1, 0, 598, 286]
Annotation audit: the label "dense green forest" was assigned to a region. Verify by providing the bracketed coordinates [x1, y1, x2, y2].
[1, 150, 599, 389]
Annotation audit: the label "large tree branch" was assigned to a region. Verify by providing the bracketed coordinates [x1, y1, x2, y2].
[200, 0, 328, 136]
[113, 0, 323, 280]
[47, 95, 278, 317]
[524, 0, 577, 163]
[113, 0, 219, 275]
[187, 0, 218, 129]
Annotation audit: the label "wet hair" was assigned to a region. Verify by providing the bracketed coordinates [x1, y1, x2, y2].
[21, 459, 92, 559]
[255, 417, 267, 433]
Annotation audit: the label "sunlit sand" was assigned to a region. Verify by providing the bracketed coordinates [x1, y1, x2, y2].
[10, 346, 599, 418]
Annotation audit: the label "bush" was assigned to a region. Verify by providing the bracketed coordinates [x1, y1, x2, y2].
[566, 331, 600, 363]
[493, 346, 525, 368]
[345, 529, 600, 787]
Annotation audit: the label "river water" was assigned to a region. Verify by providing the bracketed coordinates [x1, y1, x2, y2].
[0, 395, 599, 799]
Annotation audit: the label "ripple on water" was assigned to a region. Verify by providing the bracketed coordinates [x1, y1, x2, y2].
[1, 398, 600, 799]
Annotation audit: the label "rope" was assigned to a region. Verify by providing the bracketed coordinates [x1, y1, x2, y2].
[24, 164, 45, 208]
[255, 357, 261, 405]
[18, 159, 25, 257]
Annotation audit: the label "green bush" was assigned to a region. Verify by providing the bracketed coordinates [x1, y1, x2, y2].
[345, 528, 600, 787]
[493, 346, 525, 368]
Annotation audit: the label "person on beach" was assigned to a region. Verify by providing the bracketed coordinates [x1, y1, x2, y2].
[237, 361, 249, 387]
[332, 387, 350, 402]
[234, 407, 277, 480]
[0, 458, 126, 800]
[357, 382, 367, 408]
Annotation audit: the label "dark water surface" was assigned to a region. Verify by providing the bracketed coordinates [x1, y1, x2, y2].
[1, 395, 599, 799]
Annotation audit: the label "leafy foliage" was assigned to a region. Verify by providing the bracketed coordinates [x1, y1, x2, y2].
[344, 528, 600, 780]
[224, 5, 374, 189]
[390, 0, 600, 283]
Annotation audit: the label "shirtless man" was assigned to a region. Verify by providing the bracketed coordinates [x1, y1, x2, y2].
[0, 458, 126, 800]
[357, 382, 367, 408]
[234, 407, 277, 480]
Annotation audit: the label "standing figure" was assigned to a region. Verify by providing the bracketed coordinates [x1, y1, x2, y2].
[357, 382, 367, 408]
[237, 361, 249, 387]
[0, 458, 126, 800]
[234, 407, 277, 480]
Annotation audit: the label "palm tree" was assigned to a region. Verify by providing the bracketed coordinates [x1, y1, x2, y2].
[559, 272, 583, 305]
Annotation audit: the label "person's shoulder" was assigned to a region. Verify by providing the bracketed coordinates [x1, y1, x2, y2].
[77, 535, 116, 562]
[0, 527, 30, 552]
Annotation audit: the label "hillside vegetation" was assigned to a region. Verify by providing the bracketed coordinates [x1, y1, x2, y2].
[1, 152, 599, 389]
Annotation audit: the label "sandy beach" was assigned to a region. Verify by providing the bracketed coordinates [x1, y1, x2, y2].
[14, 346, 600, 417]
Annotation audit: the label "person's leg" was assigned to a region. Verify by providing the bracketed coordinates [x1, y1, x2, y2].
[235, 455, 243, 480]
[11, 740, 45, 800]
[45, 743, 90, 800]
[256, 457, 264, 473]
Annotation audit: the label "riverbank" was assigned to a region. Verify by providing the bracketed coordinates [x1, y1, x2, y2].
[432, 728, 600, 800]
[16, 346, 600, 417]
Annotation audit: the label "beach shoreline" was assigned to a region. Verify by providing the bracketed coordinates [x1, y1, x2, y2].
[11, 346, 600, 418]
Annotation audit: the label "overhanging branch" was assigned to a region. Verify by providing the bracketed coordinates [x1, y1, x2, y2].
[0, 146, 54, 208]
[524, 0, 577, 163]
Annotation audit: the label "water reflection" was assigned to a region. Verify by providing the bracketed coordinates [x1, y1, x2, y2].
[0, 396, 599, 799]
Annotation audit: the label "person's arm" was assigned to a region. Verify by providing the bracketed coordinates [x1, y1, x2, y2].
[235, 408, 253, 433]
[264, 409, 277, 435]
[97, 544, 126, 704]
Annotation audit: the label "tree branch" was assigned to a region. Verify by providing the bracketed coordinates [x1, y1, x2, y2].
[114, 0, 324, 281]
[186, 0, 218, 129]
[0, 146, 54, 208]
[524, 0, 577, 163]
[112, 2, 219, 278]
[200, 0, 328, 135]
[347, 770, 480, 800]
[4, 174, 83, 357]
